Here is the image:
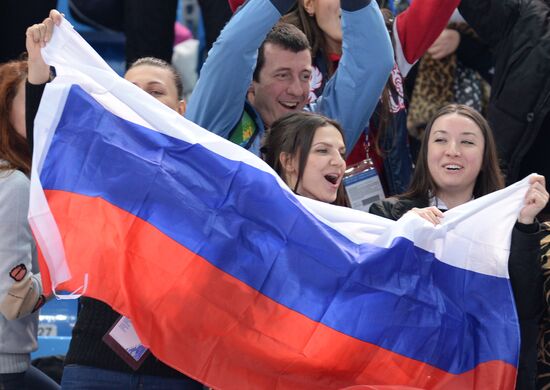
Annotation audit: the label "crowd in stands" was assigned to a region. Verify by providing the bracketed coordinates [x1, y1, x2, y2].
[1, 0, 550, 389]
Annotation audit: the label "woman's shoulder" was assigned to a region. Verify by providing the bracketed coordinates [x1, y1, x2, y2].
[369, 196, 428, 221]
[0, 167, 30, 197]
[0, 168, 30, 225]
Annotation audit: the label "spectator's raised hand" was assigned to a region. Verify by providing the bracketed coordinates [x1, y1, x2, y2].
[427, 29, 460, 60]
[26, 9, 63, 84]
[518, 175, 549, 225]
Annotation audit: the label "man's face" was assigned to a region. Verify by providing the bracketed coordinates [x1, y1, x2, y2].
[248, 43, 312, 128]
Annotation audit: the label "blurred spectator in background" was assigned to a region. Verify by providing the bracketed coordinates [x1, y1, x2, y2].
[376, 0, 409, 15]
[406, 10, 493, 161]
[197, 0, 232, 56]
[68, 0, 221, 97]
[0, 0, 57, 62]
[538, 222, 550, 388]
[459, 0, 550, 222]
[68, 0, 178, 68]
[123, 0, 178, 67]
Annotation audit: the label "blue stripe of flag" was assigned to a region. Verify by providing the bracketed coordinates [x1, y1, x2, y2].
[40, 86, 518, 373]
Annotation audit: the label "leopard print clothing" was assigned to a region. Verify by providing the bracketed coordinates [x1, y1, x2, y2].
[537, 222, 550, 389]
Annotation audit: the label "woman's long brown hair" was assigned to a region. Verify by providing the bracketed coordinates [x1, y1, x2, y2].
[262, 111, 349, 207]
[0, 60, 31, 175]
[401, 104, 504, 201]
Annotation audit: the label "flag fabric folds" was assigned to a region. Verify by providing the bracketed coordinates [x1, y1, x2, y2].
[30, 20, 526, 389]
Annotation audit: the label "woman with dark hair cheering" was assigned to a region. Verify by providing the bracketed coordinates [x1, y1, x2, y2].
[370, 104, 548, 389]
[262, 111, 348, 207]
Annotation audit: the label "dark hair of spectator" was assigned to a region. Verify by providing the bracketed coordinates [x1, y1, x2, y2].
[0, 60, 31, 175]
[281, 3, 332, 75]
[262, 111, 349, 207]
[402, 104, 504, 200]
[128, 57, 184, 99]
[253, 23, 312, 82]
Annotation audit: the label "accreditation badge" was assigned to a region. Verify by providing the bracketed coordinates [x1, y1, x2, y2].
[103, 315, 150, 370]
[343, 159, 386, 212]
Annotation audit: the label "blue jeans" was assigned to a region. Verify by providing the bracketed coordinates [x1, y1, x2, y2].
[61, 365, 204, 389]
[0, 365, 59, 390]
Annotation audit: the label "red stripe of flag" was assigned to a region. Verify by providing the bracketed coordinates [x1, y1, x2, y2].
[40, 190, 516, 389]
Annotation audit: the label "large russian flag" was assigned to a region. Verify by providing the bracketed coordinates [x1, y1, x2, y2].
[30, 20, 526, 389]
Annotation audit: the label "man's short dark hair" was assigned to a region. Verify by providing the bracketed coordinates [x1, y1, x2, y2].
[253, 22, 312, 82]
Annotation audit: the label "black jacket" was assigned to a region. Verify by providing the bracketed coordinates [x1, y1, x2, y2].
[458, 0, 550, 184]
[370, 196, 544, 389]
